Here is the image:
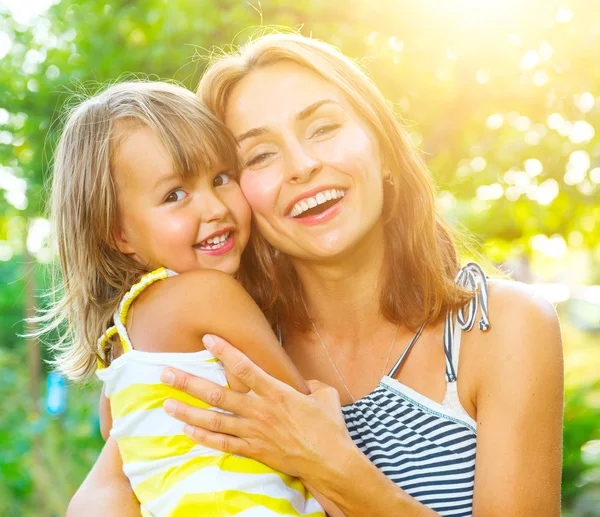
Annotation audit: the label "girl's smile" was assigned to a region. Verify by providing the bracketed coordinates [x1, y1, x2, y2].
[112, 124, 251, 275]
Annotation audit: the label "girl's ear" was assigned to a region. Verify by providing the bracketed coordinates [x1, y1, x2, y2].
[113, 224, 138, 258]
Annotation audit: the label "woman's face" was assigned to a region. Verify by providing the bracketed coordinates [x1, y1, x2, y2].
[225, 61, 386, 262]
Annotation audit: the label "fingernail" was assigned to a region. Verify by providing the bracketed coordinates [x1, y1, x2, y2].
[164, 399, 177, 415]
[202, 334, 215, 350]
[161, 369, 175, 385]
[184, 424, 195, 437]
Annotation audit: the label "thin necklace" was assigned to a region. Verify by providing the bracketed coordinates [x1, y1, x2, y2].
[302, 297, 400, 403]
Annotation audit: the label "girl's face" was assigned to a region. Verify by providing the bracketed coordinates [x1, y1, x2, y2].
[112, 125, 251, 275]
[225, 61, 386, 263]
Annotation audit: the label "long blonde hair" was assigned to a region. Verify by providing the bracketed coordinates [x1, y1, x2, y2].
[41, 81, 239, 381]
[199, 31, 472, 331]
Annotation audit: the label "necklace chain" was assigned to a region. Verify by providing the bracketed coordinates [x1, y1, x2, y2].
[302, 298, 400, 403]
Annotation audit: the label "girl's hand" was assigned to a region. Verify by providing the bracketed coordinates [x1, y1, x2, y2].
[160, 334, 358, 483]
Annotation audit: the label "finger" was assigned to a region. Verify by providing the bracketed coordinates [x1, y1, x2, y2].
[161, 368, 250, 416]
[164, 401, 246, 437]
[183, 424, 251, 457]
[202, 334, 274, 394]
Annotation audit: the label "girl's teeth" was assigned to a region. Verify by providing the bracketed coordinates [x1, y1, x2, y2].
[200, 231, 230, 248]
[289, 189, 346, 217]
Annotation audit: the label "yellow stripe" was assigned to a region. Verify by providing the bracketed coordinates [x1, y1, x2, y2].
[118, 435, 199, 464]
[134, 454, 308, 505]
[168, 491, 325, 517]
[141, 508, 153, 517]
[110, 383, 212, 420]
[165, 492, 219, 516]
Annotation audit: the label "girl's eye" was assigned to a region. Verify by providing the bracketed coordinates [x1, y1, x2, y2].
[246, 152, 274, 168]
[311, 123, 340, 139]
[213, 172, 231, 187]
[164, 189, 188, 203]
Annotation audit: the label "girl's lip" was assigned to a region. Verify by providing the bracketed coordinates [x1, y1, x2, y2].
[194, 233, 235, 256]
[197, 226, 234, 244]
[286, 194, 346, 226]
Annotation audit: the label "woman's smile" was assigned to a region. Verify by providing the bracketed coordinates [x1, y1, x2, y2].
[226, 60, 386, 261]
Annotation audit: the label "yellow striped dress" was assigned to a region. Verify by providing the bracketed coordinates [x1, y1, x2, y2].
[96, 268, 325, 517]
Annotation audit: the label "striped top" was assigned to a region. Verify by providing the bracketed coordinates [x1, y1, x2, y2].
[341, 263, 490, 516]
[96, 268, 325, 517]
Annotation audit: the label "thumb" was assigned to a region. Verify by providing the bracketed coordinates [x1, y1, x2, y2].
[306, 379, 329, 393]
[306, 379, 341, 404]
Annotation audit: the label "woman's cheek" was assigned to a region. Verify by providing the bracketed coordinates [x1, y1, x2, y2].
[240, 168, 281, 217]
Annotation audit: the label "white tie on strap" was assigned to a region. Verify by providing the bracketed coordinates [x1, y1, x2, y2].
[444, 262, 491, 382]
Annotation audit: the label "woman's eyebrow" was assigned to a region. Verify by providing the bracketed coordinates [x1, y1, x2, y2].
[236, 99, 341, 144]
[297, 98, 340, 120]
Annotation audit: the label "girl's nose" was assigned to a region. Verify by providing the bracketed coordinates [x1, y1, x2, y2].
[199, 191, 229, 222]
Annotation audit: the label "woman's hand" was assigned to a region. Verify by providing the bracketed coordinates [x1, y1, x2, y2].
[160, 334, 358, 484]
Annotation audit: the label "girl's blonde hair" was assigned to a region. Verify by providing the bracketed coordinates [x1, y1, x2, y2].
[199, 32, 472, 331]
[42, 81, 239, 381]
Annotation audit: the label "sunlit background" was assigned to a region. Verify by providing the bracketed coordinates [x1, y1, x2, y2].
[0, 0, 598, 515]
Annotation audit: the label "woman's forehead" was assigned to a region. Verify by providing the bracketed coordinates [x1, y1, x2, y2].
[224, 61, 346, 136]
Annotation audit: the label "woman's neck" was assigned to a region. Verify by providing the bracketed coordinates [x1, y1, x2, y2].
[290, 223, 389, 348]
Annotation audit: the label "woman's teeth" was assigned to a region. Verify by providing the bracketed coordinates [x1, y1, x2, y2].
[198, 231, 230, 249]
[288, 189, 345, 218]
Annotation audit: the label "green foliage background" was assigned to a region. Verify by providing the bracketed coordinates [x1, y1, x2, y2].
[0, 0, 599, 515]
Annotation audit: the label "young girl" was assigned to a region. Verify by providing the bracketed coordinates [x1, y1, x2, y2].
[46, 81, 336, 517]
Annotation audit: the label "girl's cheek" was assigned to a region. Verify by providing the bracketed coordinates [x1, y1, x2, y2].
[240, 169, 280, 216]
[233, 190, 252, 228]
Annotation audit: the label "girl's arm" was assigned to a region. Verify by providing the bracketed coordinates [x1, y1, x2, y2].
[67, 438, 140, 517]
[99, 386, 112, 441]
[132, 269, 344, 516]
[89, 269, 343, 516]
[129, 269, 309, 394]
[160, 280, 564, 517]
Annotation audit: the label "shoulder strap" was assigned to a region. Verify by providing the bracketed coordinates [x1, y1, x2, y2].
[97, 268, 176, 365]
[387, 322, 426, 378]
[97, 325, 118, 370]
[444, 262, 491, 382]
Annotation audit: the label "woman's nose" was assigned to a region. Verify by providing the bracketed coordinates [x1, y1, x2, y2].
[285, 140, 322, 183]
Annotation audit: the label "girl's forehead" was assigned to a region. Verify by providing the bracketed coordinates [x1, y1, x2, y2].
[113, 122, 236, 188]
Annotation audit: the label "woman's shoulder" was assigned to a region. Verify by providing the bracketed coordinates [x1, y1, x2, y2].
[486, 278, 559, 331]
[472, 278, 562, 389]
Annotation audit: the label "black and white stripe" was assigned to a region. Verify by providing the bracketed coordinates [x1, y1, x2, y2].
[342, 263, 490, 516]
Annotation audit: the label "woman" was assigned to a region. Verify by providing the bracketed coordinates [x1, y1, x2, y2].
[69, 33, 563, 516]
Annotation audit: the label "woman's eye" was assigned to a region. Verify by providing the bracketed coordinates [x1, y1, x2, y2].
[311, 123, 340, 139]
[164, 189, 188, 203]
[246, 152, 274, 168]
[213, 172, 231, 187]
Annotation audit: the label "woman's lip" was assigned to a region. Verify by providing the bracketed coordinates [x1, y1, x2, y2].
[286, 195, 346, 226]
[285, 186, 347, 215]
[194, 233, 235, 256]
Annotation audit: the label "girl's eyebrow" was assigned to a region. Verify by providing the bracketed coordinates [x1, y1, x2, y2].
[152, 172, 179, 190]
[235, 99, 341, 145]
